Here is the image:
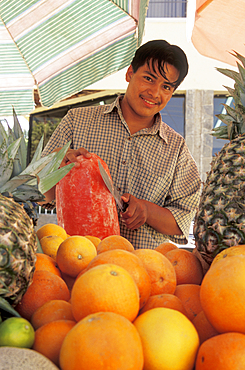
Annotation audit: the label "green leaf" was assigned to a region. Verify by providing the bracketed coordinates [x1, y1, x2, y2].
[21, 152, 56, 176]
[224, 104, 238, 120]
[37, 141, 72, 179]
[38, 162, 75, 194]
[7, 137, 22, 160]
[0, 120, 8, 145]
[12, 184, 45, 202]
[0, 141, 13, 188]
[216, 67, 241, 84]
[0, 174, 36, 193]
[0, 297, 21, 318]
[237, 63, 245, 85]
[30, 135, 44, 164]
[12, 107, 27, 170]
[216, 113, 234, 126]
[231, 51, 245, 69]
[240, 92, 245, 107]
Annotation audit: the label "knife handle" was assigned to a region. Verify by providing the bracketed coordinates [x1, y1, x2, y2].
[121, 200, 129, 213]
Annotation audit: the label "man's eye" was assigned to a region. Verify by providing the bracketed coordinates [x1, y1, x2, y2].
[144, 76, 152, 82]
[163, 84, 171, 91]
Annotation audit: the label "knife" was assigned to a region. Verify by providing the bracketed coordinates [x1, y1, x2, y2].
[98, 160, 128, 213]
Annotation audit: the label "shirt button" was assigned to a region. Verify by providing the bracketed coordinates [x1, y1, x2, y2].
[128, 137, 131, 140]
[117, 187, 121, 192]
[122, 160, 126, 165]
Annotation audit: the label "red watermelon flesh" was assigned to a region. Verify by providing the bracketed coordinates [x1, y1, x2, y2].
[56, 153, 120, 239]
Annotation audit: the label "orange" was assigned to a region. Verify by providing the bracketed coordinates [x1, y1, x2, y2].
[84, 235, 101, 248]
[133, 248, 176, 296]
[174, 284, 202, 321]
[139, 293, 187, 316]
[155, 241, 178, 255]
[134, 307, 199, 370]
[60, 271, 76, 291]
[195, 332, 245, 370]
[56, 236, 97, 278]
[192, 310, 219, 345]
[59, 311, 144, 370]
[31, 300, 75, 330]
[71, 263, 140, 322]
[200, 255, 245, 333]
[33, 320, 76, 367]
[211, 245, 245, 267]
[165, 248, 203, 285]
[40, 235, 64, 260]
[36, 223, 67, 241]
[80, 249, 151, 308]
[96, 235, 134, 254]
[15, 270, 70, 322]
[34, 253, 61, 277]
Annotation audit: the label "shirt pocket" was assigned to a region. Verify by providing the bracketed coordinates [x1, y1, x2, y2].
[130, 167, 172, 206]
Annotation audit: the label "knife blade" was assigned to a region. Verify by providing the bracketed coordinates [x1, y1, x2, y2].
[98, 160, 128, 212]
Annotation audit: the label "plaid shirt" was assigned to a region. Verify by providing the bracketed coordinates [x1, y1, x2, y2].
[42, 96, 201, 249]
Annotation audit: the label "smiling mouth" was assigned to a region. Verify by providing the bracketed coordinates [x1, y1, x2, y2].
[141, 97, 159, 105]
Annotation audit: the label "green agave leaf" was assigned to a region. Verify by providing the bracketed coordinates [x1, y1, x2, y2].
[37, 141, 71, 179]
[0, 174, 35, 193]
[30, 135, 44, 164]
[8, 136, 23, 180]
[12, 184, 44, 202]
[21, 152, 56, 176]
[0, 120, 8, 145]
[7, 137, 22, 160]
[0, 297, 21, 318]
[38, 162, 74, 194]
[12, 107, 27, 170]
[0, 141, 13, 188]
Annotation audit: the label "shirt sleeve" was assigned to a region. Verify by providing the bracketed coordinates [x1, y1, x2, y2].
[164, 141, 201, 244]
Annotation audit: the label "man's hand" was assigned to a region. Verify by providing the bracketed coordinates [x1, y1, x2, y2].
[120, 193, 183, 236]
[59, 147, 91, 167]
[120, 194, 148, 230]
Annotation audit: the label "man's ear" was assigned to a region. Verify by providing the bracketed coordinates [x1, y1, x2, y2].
[126, 65, 134, 82]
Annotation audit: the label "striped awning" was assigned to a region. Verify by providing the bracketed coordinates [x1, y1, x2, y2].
[0, 0, 149, 116]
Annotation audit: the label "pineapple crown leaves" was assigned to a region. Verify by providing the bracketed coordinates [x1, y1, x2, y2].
[213, 50, 245, 141]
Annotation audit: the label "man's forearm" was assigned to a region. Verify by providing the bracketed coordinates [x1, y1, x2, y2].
[38, 186, 56, 205]
[143, 200, 182, 236]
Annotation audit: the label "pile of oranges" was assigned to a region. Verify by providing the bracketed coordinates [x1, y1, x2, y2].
[13, 223, 245, 369]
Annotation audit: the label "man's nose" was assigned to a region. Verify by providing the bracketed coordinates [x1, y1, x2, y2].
[148, 83, 161, 97]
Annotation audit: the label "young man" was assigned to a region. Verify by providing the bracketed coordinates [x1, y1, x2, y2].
[41, 39, 201, 249]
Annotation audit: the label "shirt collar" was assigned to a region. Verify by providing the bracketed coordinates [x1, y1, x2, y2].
[104, 95, 168, 143]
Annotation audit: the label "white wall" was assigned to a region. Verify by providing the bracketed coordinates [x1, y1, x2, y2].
[87, 18, 236, 93]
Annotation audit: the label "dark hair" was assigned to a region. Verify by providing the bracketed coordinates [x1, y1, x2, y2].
[131, 40, 189, 89]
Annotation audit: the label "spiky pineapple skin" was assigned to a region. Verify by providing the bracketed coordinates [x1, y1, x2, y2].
[194, 133, 245, 265]
[0, 194, 37, 306]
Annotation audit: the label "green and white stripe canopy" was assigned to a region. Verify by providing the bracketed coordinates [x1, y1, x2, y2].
[0, 0, 149, 116]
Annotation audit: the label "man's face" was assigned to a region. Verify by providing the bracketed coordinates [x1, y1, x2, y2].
[124, 60, 179, 119]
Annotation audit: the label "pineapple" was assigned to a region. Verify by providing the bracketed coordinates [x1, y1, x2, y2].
[0, 194, 37, 307]
[194, 51, 245, 266]
[0, 111, 74, 311]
